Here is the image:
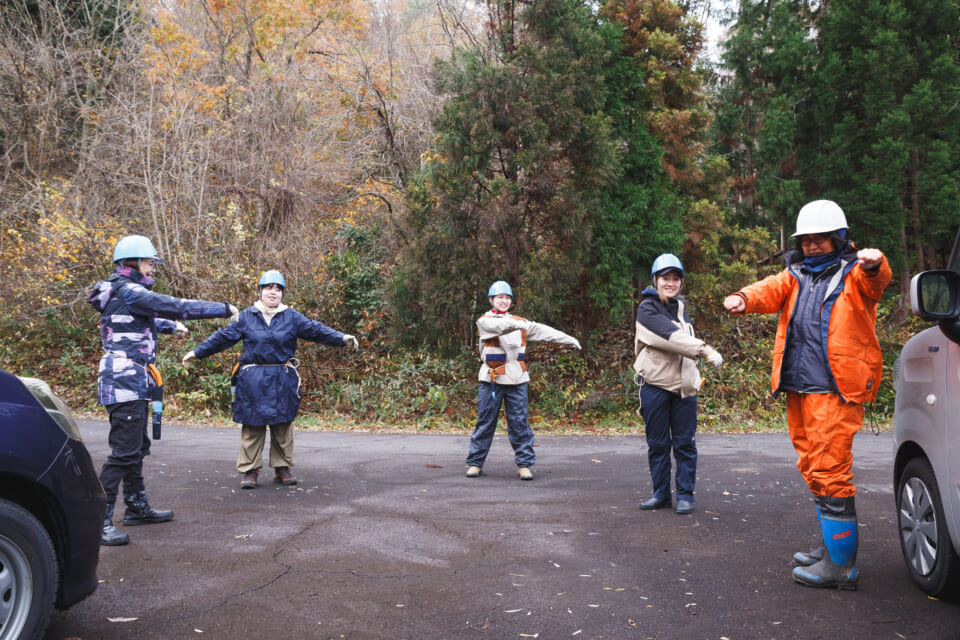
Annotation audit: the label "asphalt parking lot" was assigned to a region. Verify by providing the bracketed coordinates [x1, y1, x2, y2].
[46, 421, 960, 639]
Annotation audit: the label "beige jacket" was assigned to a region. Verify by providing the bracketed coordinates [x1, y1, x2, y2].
[476, 312, 581, 385]
[632, 296, 710, 398]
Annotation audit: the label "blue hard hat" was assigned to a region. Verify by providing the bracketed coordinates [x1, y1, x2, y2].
[258, 270, 286, 289]
[487, 280, 513, 298]
[113, 235, 163, 264]
[651, 253, 684, 277]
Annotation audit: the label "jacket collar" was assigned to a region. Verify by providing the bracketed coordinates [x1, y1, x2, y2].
[111, 265, 154, 288]
[254, 300, 288, 315]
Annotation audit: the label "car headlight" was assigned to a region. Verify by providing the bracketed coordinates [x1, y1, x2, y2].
[18, 376, 84, 441]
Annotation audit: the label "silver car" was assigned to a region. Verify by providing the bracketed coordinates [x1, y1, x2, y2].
[893, 232, 960, 598]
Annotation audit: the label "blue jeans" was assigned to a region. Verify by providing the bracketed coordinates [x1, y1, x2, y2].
[466, 382, 534, 468]
[640, 384, 698, 502]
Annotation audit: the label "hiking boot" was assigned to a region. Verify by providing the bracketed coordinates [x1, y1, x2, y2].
[101, 504, 129, 546]
[465, 466, 482, 478]
[122, 491, 174, 526]
[517, 467, 533, 481]
[274, 466, 298, 486]
[241, 469, 259, 489]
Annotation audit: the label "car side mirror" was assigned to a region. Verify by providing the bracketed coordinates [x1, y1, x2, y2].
[911, 270, 960, 319]
[911, 270, 960, 345]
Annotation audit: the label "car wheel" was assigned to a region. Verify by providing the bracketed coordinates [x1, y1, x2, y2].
[897, 457, 960, 599]
[0, 499, 57, 640]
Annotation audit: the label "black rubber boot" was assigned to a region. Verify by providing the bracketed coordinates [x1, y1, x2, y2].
[122, 490, 174, 525]
[101, 503, 130, 546]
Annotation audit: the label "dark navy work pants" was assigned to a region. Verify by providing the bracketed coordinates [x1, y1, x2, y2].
[466, 382, 535, 468]
[640, 384, 698, 502]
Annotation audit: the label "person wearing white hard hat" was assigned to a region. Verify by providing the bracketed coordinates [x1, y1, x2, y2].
[633, 254, 723, 516]
[722, 200, 891, 590]
[464, 281, 581, 481]
[182, 270, 359, 489]
[89, 235, 239, 546]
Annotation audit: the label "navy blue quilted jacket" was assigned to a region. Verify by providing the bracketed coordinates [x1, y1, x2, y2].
[192, 305, 344, 425]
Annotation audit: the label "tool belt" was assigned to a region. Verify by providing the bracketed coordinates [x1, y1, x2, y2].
[485, 360, 527, 382]
[482, 333, 527, 382]
[236, 358, 302, 397]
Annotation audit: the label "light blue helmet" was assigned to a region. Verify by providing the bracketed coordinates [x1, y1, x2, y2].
[651, 253, 684, 278]
[258, 270, 286, 290]
[113, 235, 163, 264]
[487, 280, 513, 298]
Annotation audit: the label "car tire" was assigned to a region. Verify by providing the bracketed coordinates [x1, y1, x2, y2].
[0, 498, 58, 640]
[897, 457, 960, 599]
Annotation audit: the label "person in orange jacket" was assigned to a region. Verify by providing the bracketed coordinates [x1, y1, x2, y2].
[723, 200, 891, 590]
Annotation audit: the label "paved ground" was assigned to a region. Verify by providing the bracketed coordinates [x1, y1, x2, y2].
[46, 421, 959, 640]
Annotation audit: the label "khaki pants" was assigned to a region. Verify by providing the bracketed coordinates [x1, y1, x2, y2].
[237, 422, 294, 473]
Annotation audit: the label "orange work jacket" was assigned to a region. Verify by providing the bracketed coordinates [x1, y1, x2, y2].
[732, 252, 892, 403]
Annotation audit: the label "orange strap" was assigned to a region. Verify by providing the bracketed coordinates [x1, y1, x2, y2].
[487, 361, 528, 382]
[145, 363, 163, 386]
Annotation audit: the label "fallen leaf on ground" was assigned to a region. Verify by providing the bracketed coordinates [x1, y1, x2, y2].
[107, 617, 138, 623]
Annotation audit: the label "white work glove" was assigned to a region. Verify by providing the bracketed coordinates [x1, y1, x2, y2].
[570, 338, 582, 350]
[704, 347, 723, 369]
[182, 350, 197, 370]
[173, 321, 189, 338]
[723, 294, 746, 314]
[342, 334, 359, 350]
[228, 304, 240, 323]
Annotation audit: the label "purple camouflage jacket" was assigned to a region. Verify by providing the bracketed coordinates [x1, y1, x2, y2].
[88, 266, 231, 405]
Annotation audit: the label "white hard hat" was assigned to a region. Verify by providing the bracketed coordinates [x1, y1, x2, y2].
[791, 200, 848, 237]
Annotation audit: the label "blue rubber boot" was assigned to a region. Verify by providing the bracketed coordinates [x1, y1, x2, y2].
[792, 497, 858, 590]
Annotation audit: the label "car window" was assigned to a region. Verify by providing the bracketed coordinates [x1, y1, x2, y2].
[949, 228, 960, 273]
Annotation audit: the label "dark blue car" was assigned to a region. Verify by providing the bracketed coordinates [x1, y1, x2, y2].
[0, 368, 105, 640]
